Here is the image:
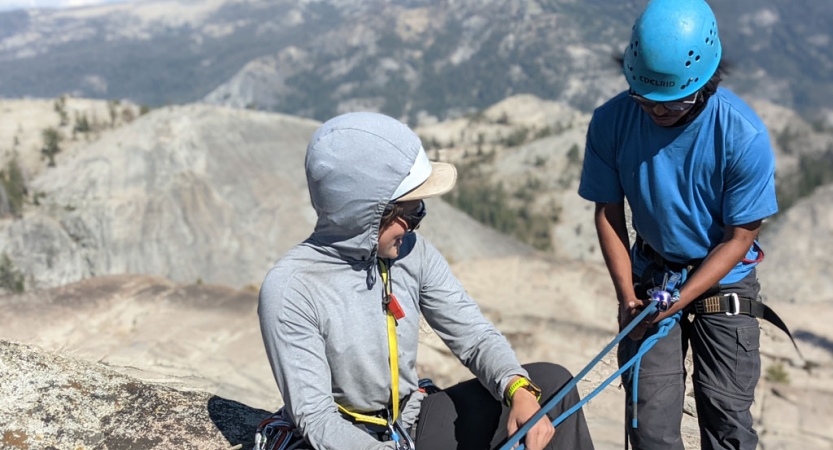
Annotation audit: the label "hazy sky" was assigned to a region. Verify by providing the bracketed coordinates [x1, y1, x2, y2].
[0, 0, 131, 12]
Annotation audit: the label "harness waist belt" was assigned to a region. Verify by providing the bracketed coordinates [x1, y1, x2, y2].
[693, 294, 803, 359]
[693, 293, 761, 316]
[635, 236, 702, 272]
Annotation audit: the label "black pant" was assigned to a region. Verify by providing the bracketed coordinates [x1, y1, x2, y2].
[413, 362, 595, 450]
[618, 271, 762, 450]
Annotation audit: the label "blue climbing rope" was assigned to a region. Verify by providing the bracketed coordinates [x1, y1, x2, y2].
[500, 276, 686, 450]
[629, 312, 681, 429]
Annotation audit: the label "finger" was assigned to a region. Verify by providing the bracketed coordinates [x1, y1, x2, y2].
[525, 427, 542, 450]
[528, 421, 554, 450]
[506, 415, 518, 448]
[507, 417, 519, 440]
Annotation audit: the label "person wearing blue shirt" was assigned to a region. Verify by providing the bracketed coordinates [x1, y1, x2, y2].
[578, 0, 778, 449]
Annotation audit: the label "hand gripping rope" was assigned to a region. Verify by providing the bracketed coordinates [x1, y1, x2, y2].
[499, 270, 687, 450]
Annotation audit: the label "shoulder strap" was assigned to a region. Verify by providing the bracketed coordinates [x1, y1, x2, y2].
[378, 260, 401, 423]
[337, 260, 400, 426]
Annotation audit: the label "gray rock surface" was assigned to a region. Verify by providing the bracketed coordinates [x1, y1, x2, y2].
[0, 274, 280, 411]
[759, 183, 833, 304]
[0, 339, 267, 450]
[0, 103, 533, 293]
[1, 104, 320, 291]
[4, 254, 832, 449]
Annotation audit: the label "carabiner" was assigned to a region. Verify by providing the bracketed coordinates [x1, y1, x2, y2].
[387, 419, 415, 450]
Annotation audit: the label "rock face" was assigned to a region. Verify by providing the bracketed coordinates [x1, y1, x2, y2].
[0, 98, 142, 181]
[4, 254, 833, 449]
[4, 104, 320, 291]
[0, 339, 268, 450]
[0, 274, 281, 411]
[0, 103, 533, 293]
[758, 183, 833, 304]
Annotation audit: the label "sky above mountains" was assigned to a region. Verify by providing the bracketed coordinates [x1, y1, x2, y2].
[0, 0, 129, 11]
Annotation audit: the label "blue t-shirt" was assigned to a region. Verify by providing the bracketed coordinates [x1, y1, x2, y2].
[578, 87, 778, 283]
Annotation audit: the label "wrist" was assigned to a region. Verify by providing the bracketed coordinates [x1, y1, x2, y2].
[511, 387, 540, 407]
[505, 377, 542, 407]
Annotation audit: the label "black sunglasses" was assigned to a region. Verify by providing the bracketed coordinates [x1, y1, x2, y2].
[385, 200, 427, 232]
[629, 90, 699, 112]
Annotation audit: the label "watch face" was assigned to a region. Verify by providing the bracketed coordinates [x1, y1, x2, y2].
[523, 382, 542, 398]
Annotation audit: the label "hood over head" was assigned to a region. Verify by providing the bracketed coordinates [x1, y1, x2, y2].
[304, 112, 454, 263]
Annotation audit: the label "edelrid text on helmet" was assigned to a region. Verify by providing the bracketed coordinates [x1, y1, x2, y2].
[623, 0, 722, 101]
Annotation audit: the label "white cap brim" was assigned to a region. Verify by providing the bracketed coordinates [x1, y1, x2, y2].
[395, 162, 457, 202]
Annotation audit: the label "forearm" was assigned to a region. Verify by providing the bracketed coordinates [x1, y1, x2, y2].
[659, 220, 762, 319]
[594, 203, 636, 304]
[421, 237, 528, 400]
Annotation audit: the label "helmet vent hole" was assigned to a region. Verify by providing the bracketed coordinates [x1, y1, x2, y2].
[695, 55, 701, 61]
[635, 41, 639, 47]
[632, 76, 637, 81]
[634, 51, 638, 57]
[705, 37, 709, 44]
[689, 50, 694, 56]
[686, 61, 691, 67]
[695, 77, 699, 82]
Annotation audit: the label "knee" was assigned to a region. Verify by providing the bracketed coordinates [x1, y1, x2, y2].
[523, 362, 574, 397]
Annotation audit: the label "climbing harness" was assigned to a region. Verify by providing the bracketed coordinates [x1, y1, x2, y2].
[336, 259, 414, 450]
[253, 259, 414, 450]
[252, 408, 304, 450]
[692, 291, 802, 356]
[498, 270, 686, 450]
[637, 236, 803, 357]
[502, 245, 802, 450]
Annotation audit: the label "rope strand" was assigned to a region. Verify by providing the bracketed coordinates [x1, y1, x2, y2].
[500, 302, 661, 450]
[501, 277, 685, 450]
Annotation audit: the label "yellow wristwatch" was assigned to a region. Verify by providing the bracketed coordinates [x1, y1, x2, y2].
[505, 377, 542, 406]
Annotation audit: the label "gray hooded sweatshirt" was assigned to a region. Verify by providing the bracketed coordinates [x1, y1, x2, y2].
[258, 112, 528, 450]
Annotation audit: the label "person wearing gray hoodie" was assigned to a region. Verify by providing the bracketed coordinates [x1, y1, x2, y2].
[258, 112, 594, 450]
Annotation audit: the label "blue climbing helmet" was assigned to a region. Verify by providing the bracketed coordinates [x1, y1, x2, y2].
[623, 0, 722, 101]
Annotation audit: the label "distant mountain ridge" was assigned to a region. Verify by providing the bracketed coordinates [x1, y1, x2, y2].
[0, 0, 831, 124]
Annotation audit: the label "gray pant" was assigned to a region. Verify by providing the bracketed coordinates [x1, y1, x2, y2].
[618, 271, 762, 450]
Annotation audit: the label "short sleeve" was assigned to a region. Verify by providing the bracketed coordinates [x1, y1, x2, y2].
[723, 131, 779, 225]
[578, 113, 625, 203]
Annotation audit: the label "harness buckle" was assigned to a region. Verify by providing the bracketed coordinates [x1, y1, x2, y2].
[725, 293, 740, 316]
